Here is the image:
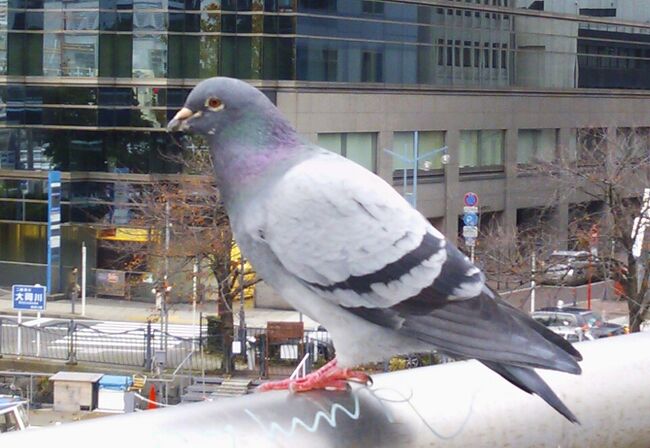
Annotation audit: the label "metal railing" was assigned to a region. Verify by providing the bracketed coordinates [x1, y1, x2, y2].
[290, 353, 310, 380]
[0, 317, 220, 372]
[0, 316, 441, 382]
[236, 326, 334, 379]
[8, 333, 650, 447]
[0, 317, 335, 379]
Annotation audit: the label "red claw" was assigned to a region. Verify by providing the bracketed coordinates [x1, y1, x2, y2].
[257, 358, 372, 393]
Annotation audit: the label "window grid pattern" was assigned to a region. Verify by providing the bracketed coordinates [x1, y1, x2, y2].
[317, 132, 377, 172]
[0, 0, 649, 174]
[459, 129, 504, 170]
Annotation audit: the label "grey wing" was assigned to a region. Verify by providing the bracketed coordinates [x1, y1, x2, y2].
[245, 151, 581, 423]
[251, 152, 580, 374]
[255, 152, 485, 310]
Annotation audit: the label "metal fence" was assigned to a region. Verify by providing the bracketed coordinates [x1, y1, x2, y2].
[0, 316, 335, 377]
[237, 326, 335, 378]
[0, 317, 220, 372]
[0, 316, 446, 382]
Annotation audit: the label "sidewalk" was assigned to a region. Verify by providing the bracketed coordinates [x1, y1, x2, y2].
[0, 288, 320, 330]
[0, 286, 627, 329]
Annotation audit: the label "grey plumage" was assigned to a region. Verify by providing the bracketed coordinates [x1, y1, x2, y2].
[168, 77, 582, 423]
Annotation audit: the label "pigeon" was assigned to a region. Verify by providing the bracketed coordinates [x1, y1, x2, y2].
[168, 77, 582, 423]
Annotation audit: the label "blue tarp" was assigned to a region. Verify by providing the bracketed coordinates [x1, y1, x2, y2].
[98, 375, 132, 391]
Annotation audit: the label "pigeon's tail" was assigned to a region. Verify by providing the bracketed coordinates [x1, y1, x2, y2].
[480, 293, 581, 423]
[350, 286, 582, 422]
[481, 360, 579, 423]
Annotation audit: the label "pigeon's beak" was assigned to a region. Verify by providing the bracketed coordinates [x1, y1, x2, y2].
[167, 107, 194, 133]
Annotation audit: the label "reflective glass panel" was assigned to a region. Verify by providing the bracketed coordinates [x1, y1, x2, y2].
[393, 131, 445, 171]
[346, 133, 375, 171]
[317, 133, 342, 155]
[517, 129, 557, 164]
[133, 34, 167, 78]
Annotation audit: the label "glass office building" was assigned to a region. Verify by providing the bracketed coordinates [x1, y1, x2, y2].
[1, 0, 650, 289]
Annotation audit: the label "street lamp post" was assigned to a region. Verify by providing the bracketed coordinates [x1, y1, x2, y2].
[383, 131, 449, 208]
[152, 278, 172, 351]
[239, 256, 246, 343]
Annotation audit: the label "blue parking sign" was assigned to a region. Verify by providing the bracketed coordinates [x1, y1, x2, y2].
[463, 213, 478, 226]
[12, 284, 47, 311]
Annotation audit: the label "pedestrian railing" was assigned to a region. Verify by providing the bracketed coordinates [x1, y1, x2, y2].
[235, 326, 335, 379]
[0, 317, 220, 372]
[0, 317, 446, 382]
[0, 316, 337, 378]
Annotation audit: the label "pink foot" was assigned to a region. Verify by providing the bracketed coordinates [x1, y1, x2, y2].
[257, 359, 372, 393]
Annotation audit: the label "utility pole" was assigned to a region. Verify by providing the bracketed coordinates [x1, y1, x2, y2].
[163, 201, 171, 355]
[530, 251, 536, 313]
[192, 258, 199, 350]
[239, 256, 246, 344]
[81, 242, 87, 316]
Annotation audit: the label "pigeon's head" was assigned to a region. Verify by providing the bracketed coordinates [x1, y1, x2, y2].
[167, 77, 289, 142]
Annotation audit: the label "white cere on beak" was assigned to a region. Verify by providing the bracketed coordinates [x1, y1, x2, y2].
[173, 107, 193, 122]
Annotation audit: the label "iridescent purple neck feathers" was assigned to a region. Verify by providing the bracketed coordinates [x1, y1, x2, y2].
[208, 110, 305, 204]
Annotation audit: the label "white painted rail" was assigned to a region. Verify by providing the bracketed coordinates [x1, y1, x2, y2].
[4, 333, 650, 447]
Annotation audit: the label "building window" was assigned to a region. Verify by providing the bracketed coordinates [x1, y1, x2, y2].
[437, 39, 445, 66]
[298, 0, 337, 11]
[317, 133, 377, 172]
[361, 51, 383, 82]
[43, 10, 99, 77]
[577, 128, 606, 164]
[322, 49, 338, 81]
[459, 130, 504, 170]
[517, 129, 557, 165]
[362, 1, 384, 14]
[392, 131, 446, 174]
[579, 8, 616, 17]
[617, 127, 650, 160]
[483, 43, 490, 68]
[463, 41, 471, 67]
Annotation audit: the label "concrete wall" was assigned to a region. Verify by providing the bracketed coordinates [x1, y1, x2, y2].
[277, 88, 650, 244]
[514, 15, 578, 89]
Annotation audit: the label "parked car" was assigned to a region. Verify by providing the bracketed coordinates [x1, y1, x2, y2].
[540, 251, 605, 286]
[544, 325, 594, 343]
[531, 306, 627, 339]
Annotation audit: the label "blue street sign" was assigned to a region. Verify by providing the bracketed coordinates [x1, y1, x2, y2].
[463, 213, 478, 226]
[47, 171, 62, 294]
[12, 284, 47, 311]
[464, 192, 479, 207]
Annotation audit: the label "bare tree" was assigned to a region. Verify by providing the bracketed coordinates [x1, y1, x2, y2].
[478, 222, 550, 291]
[530, 127, 650, 332]
[102, 141, 258, 372]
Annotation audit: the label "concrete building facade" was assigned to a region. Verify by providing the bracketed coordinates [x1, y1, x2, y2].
[1, 0, 649, 292]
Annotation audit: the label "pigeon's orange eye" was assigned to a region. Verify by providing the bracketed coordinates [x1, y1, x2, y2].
[206, 97, 224, 111]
